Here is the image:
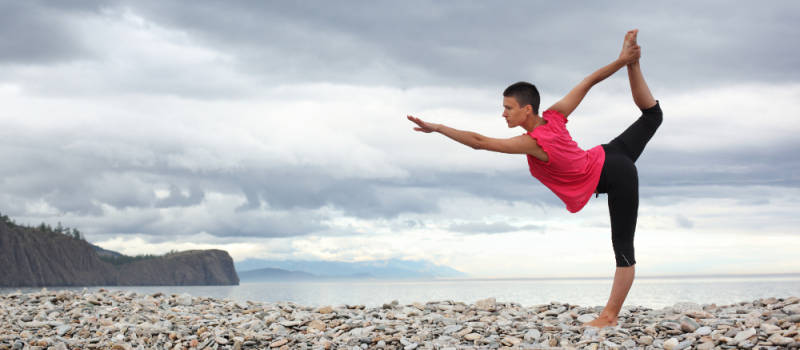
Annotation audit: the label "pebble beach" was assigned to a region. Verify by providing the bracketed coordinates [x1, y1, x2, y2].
[1, 289, 799, 350]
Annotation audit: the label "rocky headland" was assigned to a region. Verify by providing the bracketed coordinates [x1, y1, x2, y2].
[1, 290, 798, 349]
[0, 219, 238, 287]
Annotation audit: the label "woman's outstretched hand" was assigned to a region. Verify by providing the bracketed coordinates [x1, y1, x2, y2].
[407, 115, 441, 133]
[619, 29, 641, 65]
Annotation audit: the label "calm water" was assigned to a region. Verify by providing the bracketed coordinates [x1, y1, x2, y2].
[3, 275, 799, 309]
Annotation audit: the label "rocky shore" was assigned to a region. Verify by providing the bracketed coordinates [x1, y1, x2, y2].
[1, 290, 798, 349]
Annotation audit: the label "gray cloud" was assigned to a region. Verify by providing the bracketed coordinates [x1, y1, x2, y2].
[0, 2, 102, 64]
[4, 1, 799, 99]
[155, 184, 205, 208]
[124, 2, 800, 89]
[1, 125, 796, 235]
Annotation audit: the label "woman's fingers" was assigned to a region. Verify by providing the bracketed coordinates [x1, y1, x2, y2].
[408, 115, 433, 132]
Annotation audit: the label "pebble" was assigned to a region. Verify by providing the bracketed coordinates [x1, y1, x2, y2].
[696, 341, 714, 350]
[523, 329, 541, 342]
[577, 313, 596, 323]
[733, 327, 756, 344]
[663, 337, 679, 350]
[638, 335, 653, 345]
[55, 324, 71, 336]
[767, 333, 794, 345]
[679, 315, 699, 332]
[177, 293, 192, 306]
[0, 290, 797, 349]
[463, 333, 482, 341]
[269, 338, 288, 347]
[694, 325, 712, 336]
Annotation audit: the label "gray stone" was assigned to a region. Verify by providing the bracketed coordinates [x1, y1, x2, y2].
[738, 339, 756, 349]
[582, 327, 598, 338]
[696, 342, 714, 350]
[733, 327, 756, 344]
[663, 337, 679, 350]
[760, 322, 781, 334]
[767, 333, 793, 346]
[694, 326, 712, 336]
[523, 329, 541, 342]
[679, 316, 699, 332]
[464, 333, 481, 341]
[501, 336, 521, 346]
[676, 339, 693, 349]
[621, 339, 636, 348]
[577, 314, 596, 323]
[671, 302, 702, 314]
[55, 324, 71, 336]
[442, 325, 462, 335]
[177, 293, 192, 306]
[638, 335, 653, 345]
[474, 298, 496, 311]
[495, 317, 512, 327]
[783, 304, 800, 315]
[660, 321, 682, 331]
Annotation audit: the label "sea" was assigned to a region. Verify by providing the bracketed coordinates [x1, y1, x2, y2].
[2, 274, 799, 310]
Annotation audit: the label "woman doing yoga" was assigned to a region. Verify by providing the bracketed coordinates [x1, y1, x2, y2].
[407, 29, 662, 328]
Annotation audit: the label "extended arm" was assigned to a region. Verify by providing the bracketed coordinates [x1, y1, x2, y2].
[548, 30, 641, 118]
[406, 116, 542, 155]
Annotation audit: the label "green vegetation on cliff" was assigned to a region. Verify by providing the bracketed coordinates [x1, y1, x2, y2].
[0, 211, 239, 287]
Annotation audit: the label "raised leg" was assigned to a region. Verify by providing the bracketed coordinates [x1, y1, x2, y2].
[625, 30, 657, 110]
[627, 62, 656, 110]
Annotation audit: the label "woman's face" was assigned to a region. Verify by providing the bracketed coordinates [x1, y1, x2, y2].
[502, 96, 529, 128]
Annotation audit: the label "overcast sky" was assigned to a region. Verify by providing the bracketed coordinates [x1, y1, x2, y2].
[1, 1, 799, 278]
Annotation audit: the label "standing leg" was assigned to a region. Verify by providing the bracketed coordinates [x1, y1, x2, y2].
[586, 266, 635, 327]
[586, 150, 639, 328]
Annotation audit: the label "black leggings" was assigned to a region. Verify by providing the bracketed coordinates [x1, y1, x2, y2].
[595, 101, 663, 267]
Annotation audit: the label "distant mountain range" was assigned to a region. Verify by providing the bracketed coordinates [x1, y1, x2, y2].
[235, 258, 467, 281]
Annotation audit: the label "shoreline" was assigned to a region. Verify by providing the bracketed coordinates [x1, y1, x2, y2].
[1, 290, 798, 349]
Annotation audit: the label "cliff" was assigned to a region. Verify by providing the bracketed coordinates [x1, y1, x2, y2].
[117, 249, 239, 286]
[0, 220, 239, 287]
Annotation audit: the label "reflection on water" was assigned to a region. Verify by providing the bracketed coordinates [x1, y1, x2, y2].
[2, 275, 799, 309]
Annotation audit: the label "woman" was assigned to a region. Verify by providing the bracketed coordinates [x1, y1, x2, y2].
[407, 29, 662, 327]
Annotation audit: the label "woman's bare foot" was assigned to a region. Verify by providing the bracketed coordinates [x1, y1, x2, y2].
[619, 30, 641, 64]
[584, 313, 618, 328]
[626, 29, 638, 47]
[626, 29, 642, 67]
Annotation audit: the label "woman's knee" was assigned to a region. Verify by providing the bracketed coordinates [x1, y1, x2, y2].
[643, 102, 663, 128]
[613, 244, 636, 267]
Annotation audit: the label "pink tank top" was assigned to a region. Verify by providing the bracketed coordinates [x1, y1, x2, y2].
[526, 110, 605, 213]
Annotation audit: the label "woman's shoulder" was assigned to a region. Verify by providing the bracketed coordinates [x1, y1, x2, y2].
[542, 109, 567, 124]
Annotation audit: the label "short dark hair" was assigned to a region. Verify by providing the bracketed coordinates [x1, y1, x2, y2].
[503, 82, 540, 115]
